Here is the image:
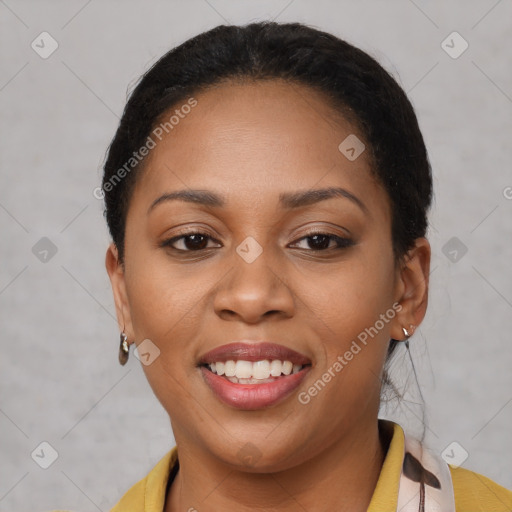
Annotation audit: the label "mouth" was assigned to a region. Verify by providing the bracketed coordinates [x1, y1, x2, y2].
[197, 341, 312, 410]
[200, 359, 309, 384]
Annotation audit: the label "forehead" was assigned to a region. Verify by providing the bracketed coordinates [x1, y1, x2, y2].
[130, 79, 387, 217]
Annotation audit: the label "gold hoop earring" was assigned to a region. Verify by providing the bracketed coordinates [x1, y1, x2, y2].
[119, 332, 130, 365]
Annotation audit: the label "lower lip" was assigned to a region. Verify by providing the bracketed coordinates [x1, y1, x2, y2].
[200, 366, 310, 410]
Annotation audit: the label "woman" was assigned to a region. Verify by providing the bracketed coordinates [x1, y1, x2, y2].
[100, 21, 512, 511]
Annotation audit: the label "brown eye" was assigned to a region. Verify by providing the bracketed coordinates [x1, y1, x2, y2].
[290, 232, 354, 251]
[161, 232, 221, 252]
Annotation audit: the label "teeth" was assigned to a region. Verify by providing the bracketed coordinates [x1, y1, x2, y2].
[253, 360, 270, 379]
[224, 360, 236, 377]
[270, 360, 282, 377]
[227, 376, 278, 384]
[235, 360, 253, 379]
[207, 359, 304, 380]
[282, 361, 293, 375]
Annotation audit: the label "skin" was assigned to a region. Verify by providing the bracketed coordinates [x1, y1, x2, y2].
[106, 79, 430, 512]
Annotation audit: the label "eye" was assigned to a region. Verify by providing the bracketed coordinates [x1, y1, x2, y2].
[289, 232, 354, 251]
[160, 231, 222, 252]
[160, 230, 354, 253]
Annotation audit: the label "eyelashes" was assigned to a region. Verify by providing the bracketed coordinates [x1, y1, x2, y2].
[161, 232, 220, 252]
[160, 230, 355, 254]
[289, 232, 354, 251]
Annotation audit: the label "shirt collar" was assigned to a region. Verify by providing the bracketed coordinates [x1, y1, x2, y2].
[111, 419, 405, 511]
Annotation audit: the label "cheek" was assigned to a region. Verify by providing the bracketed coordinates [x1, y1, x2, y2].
[302, 245, 396, 391]
[124, 250, 207, 340]
[309, 250, 396, 340]
[297, 268, 394, 426]
[122, 250, 224, 392]
[123, 259, 209, 415]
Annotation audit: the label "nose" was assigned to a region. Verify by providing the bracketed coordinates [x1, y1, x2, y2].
[213, 247, 295, 324]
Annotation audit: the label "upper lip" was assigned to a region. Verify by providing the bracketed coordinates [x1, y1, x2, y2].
[198, 341, 312, 366]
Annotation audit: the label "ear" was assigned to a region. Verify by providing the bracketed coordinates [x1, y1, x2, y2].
[390, 237, 431, 341]
[105, 243, 134, 340]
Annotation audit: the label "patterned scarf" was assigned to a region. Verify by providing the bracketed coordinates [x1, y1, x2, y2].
[397, 433, 456, 511]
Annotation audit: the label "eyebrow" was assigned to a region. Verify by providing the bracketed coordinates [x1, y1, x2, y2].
[147, 187, 368, 215]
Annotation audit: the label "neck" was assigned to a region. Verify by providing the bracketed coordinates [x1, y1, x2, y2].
[165, 419, 388, 512]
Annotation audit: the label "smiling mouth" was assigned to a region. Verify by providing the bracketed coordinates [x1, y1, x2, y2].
[199, 360, 312, 410]
[200, 359, 312, 385]
[197, 341, 313, 407]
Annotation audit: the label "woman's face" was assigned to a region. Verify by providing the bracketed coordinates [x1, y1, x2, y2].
[107, 79, 429, 471]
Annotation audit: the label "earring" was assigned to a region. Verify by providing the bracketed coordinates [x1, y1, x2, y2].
[402, 324, 415, 339]
[118, 332, 130, 365]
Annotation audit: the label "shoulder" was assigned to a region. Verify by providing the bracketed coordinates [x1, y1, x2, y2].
[450, 465, 512, 511]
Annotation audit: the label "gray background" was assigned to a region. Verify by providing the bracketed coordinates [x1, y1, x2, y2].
[1, 0, 511, 510]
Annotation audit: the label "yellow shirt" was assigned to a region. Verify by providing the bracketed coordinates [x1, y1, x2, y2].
[110, 421, 512, 511]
